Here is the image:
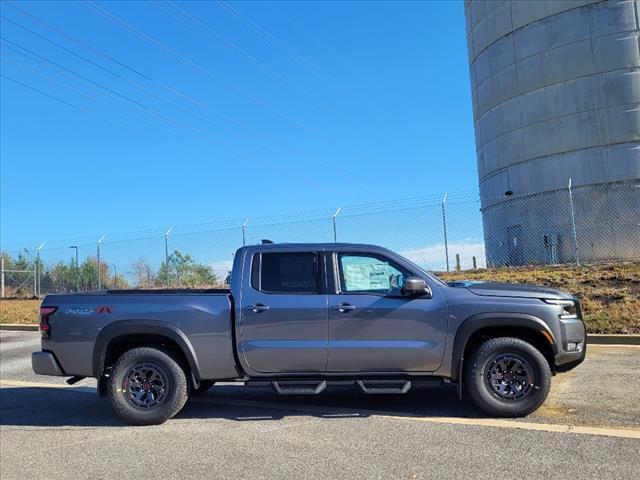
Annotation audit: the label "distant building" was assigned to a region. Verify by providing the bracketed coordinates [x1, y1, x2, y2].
[464, 0, 639, 266]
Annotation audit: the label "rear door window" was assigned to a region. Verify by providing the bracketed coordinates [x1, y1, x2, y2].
[251, 252, 319, 294]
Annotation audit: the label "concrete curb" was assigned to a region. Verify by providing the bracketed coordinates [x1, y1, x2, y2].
[587, 334, 640, 345]
[1, 324, 639, 344]
[0, 324, 39, 331]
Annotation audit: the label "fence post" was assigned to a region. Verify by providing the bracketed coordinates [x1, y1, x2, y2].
[242, 219, 249, 246]
[333, 208, 342, 243]
[165, 227, 173, 287]
[568, 178, 580, 266]
[33, 262, 37, 297]
[36, 241, 45, 297]
[472, 256, 477, 269]
[97, 235, 105, 291]
[441, 193, 450, 272]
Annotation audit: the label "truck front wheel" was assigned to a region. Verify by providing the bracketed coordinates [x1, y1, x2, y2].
[108, 347, 188, 425]
[465, 337, 551, 417]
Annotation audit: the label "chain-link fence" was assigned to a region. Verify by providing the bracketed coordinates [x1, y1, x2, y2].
[1, 180, 638, 297]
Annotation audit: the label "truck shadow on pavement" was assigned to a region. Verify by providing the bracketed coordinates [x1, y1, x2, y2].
[0, 384, 481, 428]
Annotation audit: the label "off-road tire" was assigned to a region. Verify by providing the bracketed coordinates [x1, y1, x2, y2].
[465, 337, 551, 417]
[108, 347, 188, 425]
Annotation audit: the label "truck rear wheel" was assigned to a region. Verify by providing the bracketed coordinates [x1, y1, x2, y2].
[108, 347, 188, 425]
[464, 337, 551, 417]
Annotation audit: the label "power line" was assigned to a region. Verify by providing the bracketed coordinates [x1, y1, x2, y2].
[86, 0, 308, 131]
[0, 14, 129, 81]
[0, 49, 220, 141]
[1, 73, 78, 109]
[0, 34, 147, 108]
[160, 1, 282, 81]
[215, 0, 309, 67]
[0, 48, 141, 126]
[0, 35, 233, 132]
[0, 73, 127, 129]
[2, 2, 244, 128]
[1, 2, 361, 196]
[162, 0, 324, 113]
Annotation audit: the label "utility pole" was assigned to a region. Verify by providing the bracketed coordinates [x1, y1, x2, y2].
[112, 264, 118, 289]
[0, 257, 4, 299]
[333, 208, 342, 243]
[36, 242, 46, 297]
[69, 246, 79, 291]
[97, 235, 105, 291]
[165, 227, 173, 287]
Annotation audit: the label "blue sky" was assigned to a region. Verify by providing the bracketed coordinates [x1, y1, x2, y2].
[1, 0, 477, 251]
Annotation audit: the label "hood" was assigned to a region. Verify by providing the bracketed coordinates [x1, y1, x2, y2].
[448, 280, 573, 300]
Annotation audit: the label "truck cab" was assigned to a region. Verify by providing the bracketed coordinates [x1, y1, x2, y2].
[234, 243, 448, 376]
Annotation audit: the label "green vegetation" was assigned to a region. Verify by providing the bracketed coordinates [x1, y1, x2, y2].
[0, 249, 218, 297]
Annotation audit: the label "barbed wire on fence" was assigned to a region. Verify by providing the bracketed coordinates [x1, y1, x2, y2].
[1, 180, 638, 297]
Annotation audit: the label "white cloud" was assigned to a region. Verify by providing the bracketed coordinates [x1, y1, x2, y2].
[401, 240, 486, 271]
[209, 260, 234, 279]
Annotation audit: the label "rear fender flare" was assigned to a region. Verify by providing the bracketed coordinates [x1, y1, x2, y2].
[92, 320, 201, 380]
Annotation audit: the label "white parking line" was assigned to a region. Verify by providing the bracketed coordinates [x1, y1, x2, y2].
[3, 378, 638, 439]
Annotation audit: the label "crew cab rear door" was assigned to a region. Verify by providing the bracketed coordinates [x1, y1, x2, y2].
[326, 249, 448, 372]
[237, 248, 328, 374]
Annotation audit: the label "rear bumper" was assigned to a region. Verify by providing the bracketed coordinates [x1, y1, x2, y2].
[32, 351, 64, 376]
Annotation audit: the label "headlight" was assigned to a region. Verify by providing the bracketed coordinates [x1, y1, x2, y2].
[544, 299, 578, 319]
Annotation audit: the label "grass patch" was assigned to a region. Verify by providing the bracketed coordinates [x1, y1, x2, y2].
[0, 299, 40, 325]
[1, 262, 638, 334]
[439, 262, 640, 334]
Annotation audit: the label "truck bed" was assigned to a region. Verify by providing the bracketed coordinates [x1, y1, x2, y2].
[40, 291, 238, 380]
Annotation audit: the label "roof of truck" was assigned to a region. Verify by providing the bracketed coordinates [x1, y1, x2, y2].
[239, 242, 388, 250]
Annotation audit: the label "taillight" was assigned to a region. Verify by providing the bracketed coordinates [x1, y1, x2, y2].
[39, 307, 57, 339]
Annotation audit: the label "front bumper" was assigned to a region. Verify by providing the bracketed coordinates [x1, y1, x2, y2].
[554, 318, 587, 371]
[32, 351, 64, 376]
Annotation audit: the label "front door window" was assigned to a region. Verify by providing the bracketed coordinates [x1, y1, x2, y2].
[338, 253, 409, 296]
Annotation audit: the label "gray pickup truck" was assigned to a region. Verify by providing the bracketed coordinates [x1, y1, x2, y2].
[32, 243, 586, 425]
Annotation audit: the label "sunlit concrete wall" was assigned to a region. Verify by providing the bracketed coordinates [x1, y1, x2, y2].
[464, 0, 640, 265]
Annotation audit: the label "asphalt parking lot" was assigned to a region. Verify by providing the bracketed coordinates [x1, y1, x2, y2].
[1, 331, 639, 479]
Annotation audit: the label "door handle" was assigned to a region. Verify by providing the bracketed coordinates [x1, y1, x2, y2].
[330, 303, 356, 313]
[246, 303, 270, 313]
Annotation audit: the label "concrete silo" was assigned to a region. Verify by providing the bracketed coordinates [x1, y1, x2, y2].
[464, 0, 640, 266]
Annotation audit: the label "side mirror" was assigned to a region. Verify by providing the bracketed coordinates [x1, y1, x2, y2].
[403, 276, 431, 297]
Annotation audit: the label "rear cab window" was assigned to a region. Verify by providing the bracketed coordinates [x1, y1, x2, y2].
[251, 252, 320, 294]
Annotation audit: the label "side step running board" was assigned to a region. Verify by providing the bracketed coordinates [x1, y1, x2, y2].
[272, 380, 327, 395]
[357, 380, 412, 394]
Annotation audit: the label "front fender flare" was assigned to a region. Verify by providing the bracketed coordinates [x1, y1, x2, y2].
[450, 312, 556, 381]
[92, 320, 201, 380]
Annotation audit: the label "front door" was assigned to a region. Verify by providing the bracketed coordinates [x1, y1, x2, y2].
[327, 251, 447, 372]
[238, 250, 328, 374]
